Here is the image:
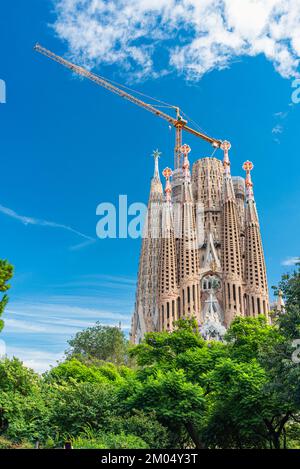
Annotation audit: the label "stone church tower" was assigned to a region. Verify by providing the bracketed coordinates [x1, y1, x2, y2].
[131, 144, 269, 343]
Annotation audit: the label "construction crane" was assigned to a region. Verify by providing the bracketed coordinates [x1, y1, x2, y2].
[34, 44, 224, 169]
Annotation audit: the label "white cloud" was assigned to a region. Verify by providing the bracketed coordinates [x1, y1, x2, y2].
[53, 0, 300, 81]
[3, 294, 132, 372]
[5, 301, 131, 332]
[274, 111, 288, 118]
[0, 203, 95, 249]
[5, 346, 63, 373]
[51, 274, 136, 290]
[281, 256, 299, 266]
[272, 124, 283, 134]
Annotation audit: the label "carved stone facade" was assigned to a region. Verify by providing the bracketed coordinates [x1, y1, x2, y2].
[130, 145, 269, 343]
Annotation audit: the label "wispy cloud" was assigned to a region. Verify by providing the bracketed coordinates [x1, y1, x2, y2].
[53, 0, 300, 81]
[51, 274, 136, 290]
[0, 203, 95, 250]
[5, 346, 63, 373]
[281, 256, 299, 266]
[3, 294, 132, 371]
[274, 111, 288, 119]
[272, 124, 283, 134]
[272, 107, 291, 143]
[5, 301, 132, 329]
[69, 239, 96, 251]
[2, 273, 135, 372]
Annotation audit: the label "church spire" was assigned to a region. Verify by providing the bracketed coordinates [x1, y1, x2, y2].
[152, 149, 161, 181]
[162, 167, 172, 202]
[221, 140, 243, 324]
[159, 167, 179, 331]
[181, 144, 191, 180]
[243, 161, 269, 318]
[243, 160, 254, 201]
[131, 150, 163, 343]
[276, 290, 285, 314]
[221, 140, 231, 176]
[177, 144, 200, 320]
[149, 149, 163, 199]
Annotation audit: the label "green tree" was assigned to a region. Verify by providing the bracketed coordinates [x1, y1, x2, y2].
[44, 358, 129, 386]
[128, 318, 209, 448]
[203, 357, 281, 448]
[0, 358, 49, 442]
[66, 323, 129, 365]
[0, 260, 13, 332]
[108, 410, 169, 449]
[71, 429, 148, 449]
[47, 381, 119, 438]
[274, 262, 300, 339]
[260, 263, 300, 448]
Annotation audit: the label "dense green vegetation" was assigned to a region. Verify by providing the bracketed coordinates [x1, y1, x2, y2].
[0, 261, 299, 449]
[0, 260, 13, 332]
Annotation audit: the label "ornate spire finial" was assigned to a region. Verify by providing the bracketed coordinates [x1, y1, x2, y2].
[242, 160, 254, 201]
[180, 144, 191, 178]
[277, 289, 285, 313]
[162, 167, 173, 201]
[152, 149, 162, 180]
[221, 140, 231, 175]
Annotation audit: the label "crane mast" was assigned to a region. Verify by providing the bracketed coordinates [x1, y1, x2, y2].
[34, 44, 224, 168]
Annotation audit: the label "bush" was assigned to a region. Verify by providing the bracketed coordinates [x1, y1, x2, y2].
[47, 381, 119, 438]
[72, 430, 148, 449]
[0, 436, 33, 449]
[108, 410, 169, 448]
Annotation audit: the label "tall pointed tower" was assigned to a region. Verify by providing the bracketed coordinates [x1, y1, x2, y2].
[177, 144, 201, 319]
[131, 150, 163, 343]
[158, 167, 179, 331]
[243, 161, 269, 317]
[131, 144, 269, 342]
[221, 141, 244, 326]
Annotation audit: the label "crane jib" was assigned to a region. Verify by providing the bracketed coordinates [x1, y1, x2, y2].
[34, 44, 224, 154]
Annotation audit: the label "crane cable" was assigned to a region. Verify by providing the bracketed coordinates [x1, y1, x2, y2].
[83, 68, 177, 112]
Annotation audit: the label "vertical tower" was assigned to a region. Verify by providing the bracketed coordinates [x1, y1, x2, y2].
[221, 141, 244, 325]
[177, 144, 201, 319]
[158, 167, 179, 331]
[243, 161, 269, 317]
[131, 144, 270, 342]
[192, 157, 224, 332]
[131, 150, 163, 343]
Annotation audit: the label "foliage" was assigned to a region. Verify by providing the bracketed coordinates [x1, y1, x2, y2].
[0, 358, 49, 442]
[47, 380, 119, 438]
[0, 436, 33, 449]
[224, 315, 281, 362]
[0, 259, 13, 332]
[0, 357, 40, 394]
[71, 429, 148, 449]
[107, 410, 169, 449]
[1, 264, 300, 449]
[274, 263, 300, 339]
[66, 323, 129, 365]
[44, 358, 125, 385]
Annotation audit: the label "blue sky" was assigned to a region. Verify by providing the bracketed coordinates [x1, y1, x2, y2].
[0, 0, 299, 372]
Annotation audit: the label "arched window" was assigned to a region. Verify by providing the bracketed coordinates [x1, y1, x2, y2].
[202, 275, 221, 291]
